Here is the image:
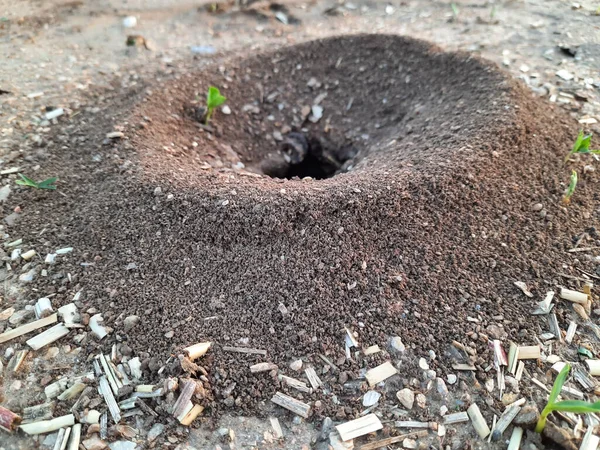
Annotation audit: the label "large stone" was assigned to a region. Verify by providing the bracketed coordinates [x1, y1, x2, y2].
[396, 388, 414, 410]
[389, 336, 405, 353]
[123, 315, 140, 332]
[513, 403, 540, 427]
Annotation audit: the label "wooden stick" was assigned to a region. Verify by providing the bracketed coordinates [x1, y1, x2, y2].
[98, 376, 121, 423]
[560, 288, 588, 304]
[22, 402, 54, 424]
[359, 430, 428, 450]
[26, 323, 69, 350]
[507, 427, 523, 450]
[271, 392, 311, 418]
[20, 414, 74, 435]
[184, 342, 211, 360]
[0, 406, 21, 432]
[0, 313, 57, 344]
[444, 411, 469, 424]
[566, 321, 577, 344]
[223, 346, 267, 356]
[336, 413, 383, 441]
[66, 424, 81, 450]
[179, 404, 204, 426]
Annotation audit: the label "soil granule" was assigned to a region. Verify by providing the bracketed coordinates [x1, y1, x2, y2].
[10, 34, 599, 419]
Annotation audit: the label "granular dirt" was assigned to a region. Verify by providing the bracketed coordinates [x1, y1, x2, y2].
[9, 34, 598, 421]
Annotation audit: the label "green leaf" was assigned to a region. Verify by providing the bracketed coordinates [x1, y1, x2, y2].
[566, 131, 594, 161]
[36, 177, 58, 190]
[206, 86, 226, 110]
[548, 363, 570, 405]
[15, 173, 57, 190]
[550, 400, 600, 414]
[564, 170, 578, 201]
[15, 173, 39, 188]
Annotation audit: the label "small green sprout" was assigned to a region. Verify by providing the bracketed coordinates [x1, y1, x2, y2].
[536, 363, 600, 433]
[562, 170, 578, 204]
[565, 130, 600, 162]
[451, 3, 459, 19]
[490, 5, 497, 20]
[15, 173, 57, 190]
[204, 86, 227, 124]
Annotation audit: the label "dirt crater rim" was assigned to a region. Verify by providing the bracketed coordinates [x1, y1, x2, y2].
[134, 34, 519, 191]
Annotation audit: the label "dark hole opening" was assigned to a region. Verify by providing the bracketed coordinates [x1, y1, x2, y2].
[261, 132, 358, 180]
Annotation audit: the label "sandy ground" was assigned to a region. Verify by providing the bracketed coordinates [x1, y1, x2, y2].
[1, 1, 600, 449]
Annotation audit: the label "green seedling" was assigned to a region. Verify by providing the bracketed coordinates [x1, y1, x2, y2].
[536, 363, 600, 432]
[565, 130, 600, 162]
[451, 3, 459, 19]
[490, 5, 497, 20]
[204, 86, 226, 124]
[15, 173, 57, 190]
[562, 170, 578, 204]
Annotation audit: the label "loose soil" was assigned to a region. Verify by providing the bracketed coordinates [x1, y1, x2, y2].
[8, 34, 597, 428]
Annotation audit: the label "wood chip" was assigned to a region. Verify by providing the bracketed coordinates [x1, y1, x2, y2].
[0, 405, 21, 432]
[172, 380, 196, 418]
[8, 349, 28, 372]
[98, 376, 121, 423]
[560, 288, 588, 304]
[517, 345, 540, 360]
[365, 361, 397, 386]
[250, 362, 278, 373]
[444, 412, 469, 424]
[183, 342, 211, 360]
[362, 345, 381, 356]
[532, 291, 554, 315]
[565, 321, 577, 344]
[507, 427, 523, 450]
[514, 281, 533, 297]
[0, 313, 57, 344]
[271, 392, 311, 418]
[279, 375, 311, 393]
[270, 417, 283, 439]
[223, 346, 267, 356]
[336, 413, 383, 441]
[179, 404, 204, 426]
[22, 402, 54, 424]
[491, 405, 521, 441]
[305, 367, 323, 389]
[395, 421, 437, 430]
[467, 404, 490, 439]
[451, 363, 476, 371]
[548, 313, 561, 341]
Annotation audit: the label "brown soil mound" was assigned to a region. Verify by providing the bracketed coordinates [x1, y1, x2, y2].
[13, 34, 597, 420]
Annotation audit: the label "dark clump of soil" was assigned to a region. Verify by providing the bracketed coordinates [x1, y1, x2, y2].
[10, 34, 599, 420]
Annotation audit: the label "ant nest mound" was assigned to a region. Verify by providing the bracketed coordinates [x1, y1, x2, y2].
[119, 35, 588, 416]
